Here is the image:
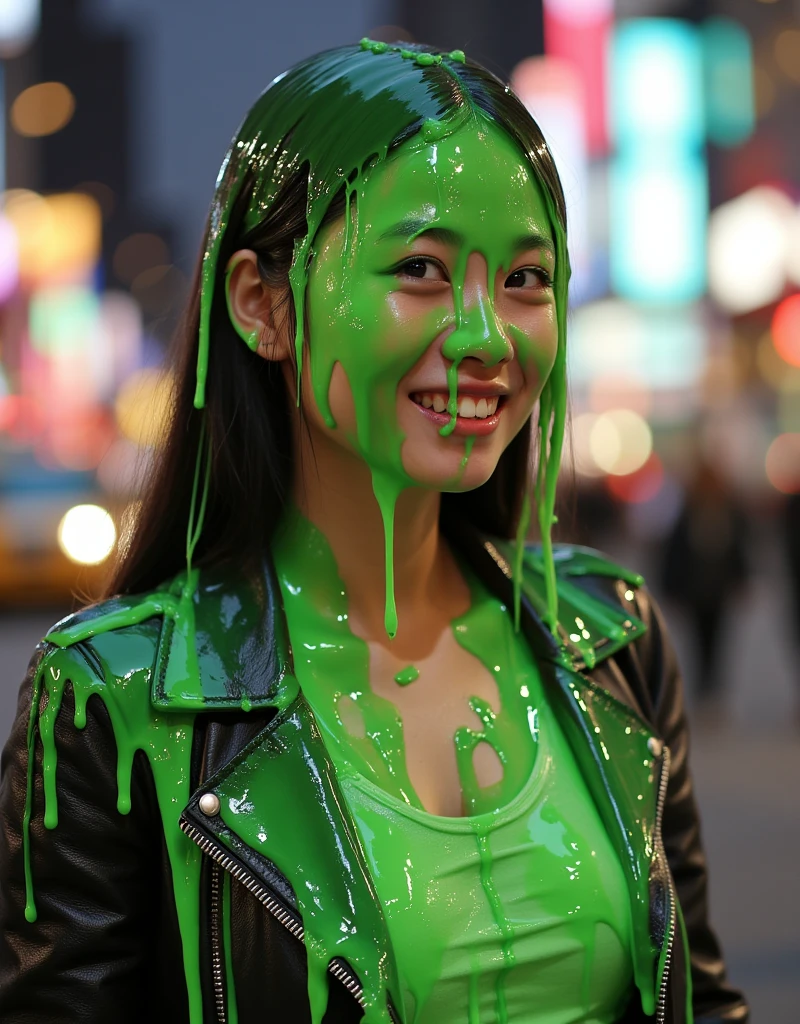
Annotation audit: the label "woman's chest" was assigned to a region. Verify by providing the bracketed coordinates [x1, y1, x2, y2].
[339, 711, 634, 1024]
[291, 592, 542, 817]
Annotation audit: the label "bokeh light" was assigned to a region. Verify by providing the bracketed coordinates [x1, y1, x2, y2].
[765, 433, 800, 494]
[708, 186, 792, 313]
[774, 29, 800, 85]
[114, 368, 174, 447]
[771, 294, 800, 368]
[4, 189, 101, 284]
[0, 0, 40, 56]
[570, 412, 604, 477]
[590, 409, 653, 476]
[606, 452, 664, 502]
[113, 233, 169, 285]
[57, 504, 116, 565]
[0, 214, 19, 302]
[11, 82, 74, 137]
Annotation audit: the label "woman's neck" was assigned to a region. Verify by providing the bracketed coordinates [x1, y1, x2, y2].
[288, 424, 469, 653]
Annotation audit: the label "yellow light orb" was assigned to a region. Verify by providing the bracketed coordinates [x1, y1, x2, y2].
[114, 368, 174, 447]
[590, 409, 653, 476]
[570, 412, 604, 478]
[11, 82, 75, 137]
[57, 504, 116, 565]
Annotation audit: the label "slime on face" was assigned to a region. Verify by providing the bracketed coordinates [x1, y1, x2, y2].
[301, 116, 559, 638]
[197, 42, 571, 642]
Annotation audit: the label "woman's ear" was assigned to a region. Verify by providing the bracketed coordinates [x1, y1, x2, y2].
[225, 249, 292, 361]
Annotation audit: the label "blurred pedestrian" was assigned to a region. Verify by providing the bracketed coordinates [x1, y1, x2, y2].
[661, 458, 749, 708]
[781, 491, 800, 722]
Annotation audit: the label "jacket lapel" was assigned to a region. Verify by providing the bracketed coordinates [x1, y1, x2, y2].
[181, 688, 402, 1022]
[157, 534, 666, 1018]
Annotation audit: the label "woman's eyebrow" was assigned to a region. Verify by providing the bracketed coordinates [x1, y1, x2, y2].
[377, 218, 462, 246]
[514, 233, 555, 260]
[377, 219, 556, 261]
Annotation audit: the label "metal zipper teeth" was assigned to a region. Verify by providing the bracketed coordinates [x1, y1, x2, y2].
[654, 747, 676, 1024]
[179, 816, 368, 1010]
[210, 862, 227, 1024]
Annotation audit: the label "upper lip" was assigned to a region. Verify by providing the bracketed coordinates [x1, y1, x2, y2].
[409, 382, 510, 398]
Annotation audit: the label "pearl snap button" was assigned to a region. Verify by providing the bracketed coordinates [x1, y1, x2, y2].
[198, 792, 221, 816]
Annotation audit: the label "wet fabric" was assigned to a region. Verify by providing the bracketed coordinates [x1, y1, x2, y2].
[339, 676, 634, 1024]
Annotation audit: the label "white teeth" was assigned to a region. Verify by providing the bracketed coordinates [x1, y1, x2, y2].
[414, 393, 502, 418]
[458, 396, 477, 418]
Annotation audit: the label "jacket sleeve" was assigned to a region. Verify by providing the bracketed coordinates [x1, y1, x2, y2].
[631, 591, 749, 1023]
[0, 643, 187, 1023]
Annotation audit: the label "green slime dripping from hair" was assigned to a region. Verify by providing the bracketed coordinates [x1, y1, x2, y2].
[196, 42, 570, 641]
[302, 116, 559, 639]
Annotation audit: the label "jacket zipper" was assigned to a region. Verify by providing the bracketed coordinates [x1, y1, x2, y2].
[210, 862, 227, 1024]
[654, 747, 676, 1024]
[180, 817, 370, 1018]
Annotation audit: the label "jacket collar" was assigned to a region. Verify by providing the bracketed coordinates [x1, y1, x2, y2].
[143, 524, 646, 713]
[175, 527, 664, 1017]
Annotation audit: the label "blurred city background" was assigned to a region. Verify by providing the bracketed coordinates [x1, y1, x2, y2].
[0, 0, 797, 1018]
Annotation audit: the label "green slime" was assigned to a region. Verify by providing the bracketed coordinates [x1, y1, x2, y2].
[274, 509, 539, 817]
[22, 634, 204, 1023]
[194, 41, 570, 639]
[18, 533, 668, 1022]
[340, 705, 634, 1023]
[275, 511, 634, 1021]
[304, 115, 557, 640]
[394, 666, 420, 686]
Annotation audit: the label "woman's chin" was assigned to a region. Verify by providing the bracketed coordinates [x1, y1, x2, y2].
[402, 453, 500, 494]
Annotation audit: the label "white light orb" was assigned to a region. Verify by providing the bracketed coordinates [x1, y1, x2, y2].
[708, 186, 793, 314]
[57, 504, 116, 565]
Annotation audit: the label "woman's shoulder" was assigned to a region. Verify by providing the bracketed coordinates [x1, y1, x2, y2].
[28, 585, 176, 724]
[480, 537, 648, 666]
[37, 558, 293, 716]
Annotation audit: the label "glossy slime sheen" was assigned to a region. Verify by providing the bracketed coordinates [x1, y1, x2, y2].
[20, 41, 577, 1024]
[193, 41, 570, 638]
[22, 636, 204, 1023]
[274, 510, 539, 817]
[275, 512, 633, 1021]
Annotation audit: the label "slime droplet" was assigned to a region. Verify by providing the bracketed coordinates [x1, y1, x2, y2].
[394, 665, 420, 686]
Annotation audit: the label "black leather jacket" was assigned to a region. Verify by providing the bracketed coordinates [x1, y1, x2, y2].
[0, 530, 749, 1023]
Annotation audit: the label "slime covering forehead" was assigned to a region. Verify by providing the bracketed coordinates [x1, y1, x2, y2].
[306, 116, 560, 636]
[193, 41, 570, 635]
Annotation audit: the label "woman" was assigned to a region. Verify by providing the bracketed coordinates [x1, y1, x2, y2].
[0, 40, 747, 1024]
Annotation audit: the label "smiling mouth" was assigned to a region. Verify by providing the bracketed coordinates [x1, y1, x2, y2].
[410, 392, 502, 419]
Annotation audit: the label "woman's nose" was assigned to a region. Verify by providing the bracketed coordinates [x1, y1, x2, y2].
[441, 255, 513, 367]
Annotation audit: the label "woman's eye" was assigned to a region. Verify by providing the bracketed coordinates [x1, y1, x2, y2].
[398, 258, 447, 282]
[505, 267, 552, 290]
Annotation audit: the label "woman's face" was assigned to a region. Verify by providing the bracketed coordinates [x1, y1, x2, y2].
[301, 116, 559, 492]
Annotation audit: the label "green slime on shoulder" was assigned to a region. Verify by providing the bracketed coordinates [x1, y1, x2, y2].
[22, 635, 204, 1023]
